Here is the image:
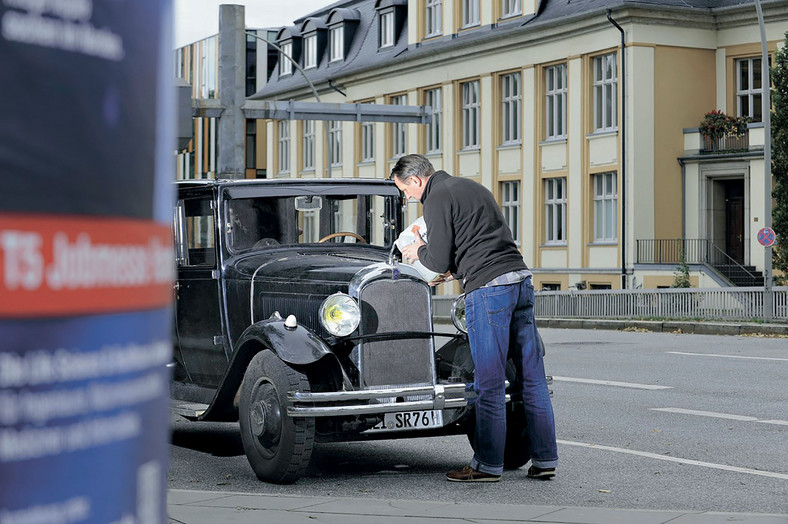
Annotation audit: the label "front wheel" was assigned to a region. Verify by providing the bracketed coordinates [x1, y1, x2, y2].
[238, 351, 315, 484]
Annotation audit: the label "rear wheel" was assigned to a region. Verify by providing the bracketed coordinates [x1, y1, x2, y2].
[239, 351, 315, 484]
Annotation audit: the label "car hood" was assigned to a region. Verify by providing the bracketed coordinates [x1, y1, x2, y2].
[229, 246, 391, 286]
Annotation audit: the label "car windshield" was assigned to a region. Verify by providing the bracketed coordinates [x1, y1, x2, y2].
[225, 192, 400, 253]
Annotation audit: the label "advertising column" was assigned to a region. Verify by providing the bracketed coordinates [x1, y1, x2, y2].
[0, 1, 174, 523]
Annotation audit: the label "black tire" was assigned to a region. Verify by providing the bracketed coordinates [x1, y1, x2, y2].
[238, 351, 315, 484]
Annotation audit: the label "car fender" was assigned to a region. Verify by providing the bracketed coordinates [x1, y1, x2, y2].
[236, 318, 334, 365]
[196, 318, 338, 422]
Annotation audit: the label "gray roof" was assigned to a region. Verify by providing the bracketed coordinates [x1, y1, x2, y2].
[251, 0, 783, 100]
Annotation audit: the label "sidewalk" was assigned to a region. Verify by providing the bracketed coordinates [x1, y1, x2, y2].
[167, 489, 788, 523]
[535, 318, 788, 336]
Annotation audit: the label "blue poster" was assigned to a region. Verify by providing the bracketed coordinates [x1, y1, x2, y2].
[0, 1, 174, 523]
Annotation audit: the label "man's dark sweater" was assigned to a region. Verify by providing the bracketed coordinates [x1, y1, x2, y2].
[416, 171, 528, 293]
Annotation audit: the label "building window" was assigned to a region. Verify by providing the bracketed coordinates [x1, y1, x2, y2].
[501, 72, 521, 144]
[304, 34, 317, 69]
[391, 94, 407, 157]
[544, 177, 566, 243]
[329, 120, 342, 166]
[541, 283, 561, 291]
[330, 26, 344, 62]
[380, 10, 394, 48]
[545, 64, 566, 139]
[462, 80, 480, 149]
[425, 88, 442, 153]
[280, 42, 292, 76]
[200, 36, 217, 98]
[737, 57, 768, 123]
[278, 121, 290, 173]
[303, 120, 315, 170]
[462, 0, 479, 27]
[501, 181, 521, 245]
[502, 0, 521, 17]
[593, 53, 617, 131]
[245, 33, 257, 97]
[425, 0, 442, 37]
[361, 121, 375, 162]
[245, 120, 256, 169]
[593, 172, 617, 242]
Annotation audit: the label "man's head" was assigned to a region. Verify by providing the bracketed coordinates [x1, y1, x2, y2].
[390, 154, 435, 201]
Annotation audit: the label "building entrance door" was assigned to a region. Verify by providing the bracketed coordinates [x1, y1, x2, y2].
[723, 179, 744, 264]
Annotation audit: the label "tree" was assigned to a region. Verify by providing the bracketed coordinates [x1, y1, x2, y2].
[771, 33, 788, 285]
[672, 251, 691, 288]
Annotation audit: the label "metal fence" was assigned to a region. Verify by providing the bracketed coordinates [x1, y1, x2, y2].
[433, 287, 788, 322]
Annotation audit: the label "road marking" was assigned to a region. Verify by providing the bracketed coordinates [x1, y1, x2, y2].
[558, 439, 788, 480]
[667, 351, 788, 362]
[552, 376, 672, 390]
[652, 407, 788, 426]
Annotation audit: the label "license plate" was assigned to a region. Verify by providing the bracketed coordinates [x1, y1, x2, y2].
[369, 410, 443, 432]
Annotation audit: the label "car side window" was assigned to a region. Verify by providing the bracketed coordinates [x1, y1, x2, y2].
[175, 197, 216, 267]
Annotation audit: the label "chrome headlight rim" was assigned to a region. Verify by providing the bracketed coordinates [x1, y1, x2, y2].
[319, 292, 361, 337]
[450, 294, 467, 334]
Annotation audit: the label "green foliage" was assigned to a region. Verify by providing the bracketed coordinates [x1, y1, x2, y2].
[698, 110, 750, 140]
[772, 33, 788, 285]
[672, 251, 691, 288]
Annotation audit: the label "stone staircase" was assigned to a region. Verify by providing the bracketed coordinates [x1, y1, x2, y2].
[712, 263, 765, 287]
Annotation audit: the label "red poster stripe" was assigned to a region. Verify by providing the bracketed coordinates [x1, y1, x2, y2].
[0, 213, 173, 317]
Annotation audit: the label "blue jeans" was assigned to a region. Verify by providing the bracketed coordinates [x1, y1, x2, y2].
[466, 277, 558, 475]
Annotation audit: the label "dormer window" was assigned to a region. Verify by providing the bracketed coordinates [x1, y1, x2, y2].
[304, 35, 317, 68]
[329, 25, 344, 62]
[326, 8, 360, 65]
[280, 42, 293, 75]
[275, 26, 302, 77]
[380, 10, 394, 47]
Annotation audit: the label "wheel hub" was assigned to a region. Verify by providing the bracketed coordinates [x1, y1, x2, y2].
[249, 383, 281, 445]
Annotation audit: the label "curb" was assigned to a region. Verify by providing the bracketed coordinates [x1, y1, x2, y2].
[534, 317, 788, 336]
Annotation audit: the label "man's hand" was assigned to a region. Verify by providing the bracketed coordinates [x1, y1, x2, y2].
[400, 237, 425, 264]
[428, 271, 454, 287]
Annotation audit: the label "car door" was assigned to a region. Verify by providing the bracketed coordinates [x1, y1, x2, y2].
[173, 193, 228, 387]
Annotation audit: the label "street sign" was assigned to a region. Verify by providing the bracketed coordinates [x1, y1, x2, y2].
[757, 227, 776, 247]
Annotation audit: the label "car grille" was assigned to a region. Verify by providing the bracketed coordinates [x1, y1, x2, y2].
[357, 278, 434, 388]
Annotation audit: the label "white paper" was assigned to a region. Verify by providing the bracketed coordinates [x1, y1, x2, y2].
[395, 217, 442, 283]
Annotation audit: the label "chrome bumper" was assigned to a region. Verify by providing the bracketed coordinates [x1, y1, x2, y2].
[287, 383, 472, 417]
[286, 382, 511, 417]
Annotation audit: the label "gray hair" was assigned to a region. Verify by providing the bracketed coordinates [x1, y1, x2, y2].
[390, 154, 435, 182]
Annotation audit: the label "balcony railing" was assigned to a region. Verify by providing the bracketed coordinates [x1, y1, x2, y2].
[700, 134, 748, 153]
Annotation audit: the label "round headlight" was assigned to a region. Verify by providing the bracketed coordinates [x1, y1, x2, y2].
[319, 293, 360, 337]
[451, 294, 467, 334]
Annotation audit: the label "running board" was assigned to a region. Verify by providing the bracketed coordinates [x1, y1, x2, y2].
[171, 401, 209, 419]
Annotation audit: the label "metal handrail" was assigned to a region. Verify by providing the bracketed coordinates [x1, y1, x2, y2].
[706, 242, 759, 281]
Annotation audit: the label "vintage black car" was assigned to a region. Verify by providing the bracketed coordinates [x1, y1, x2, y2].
[170, 178, 534, 483]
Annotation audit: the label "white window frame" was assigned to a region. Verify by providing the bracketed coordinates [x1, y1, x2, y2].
[425, 0, 442, 37]
[380, 10, 394, 48]
[361, 121, 375, 162]
[329, 25, 344, 62]
[425, 88, 442, 153]
[280, 41, 292, 76]
[545, 64, 567, 139]
[737, 57, 766, 123]
[390, 94, 408, 158]
[462, 0, 480, 27]
[544, 177, 566, 244]
[329, 120, 342, 166]
[304, 34, 317, 69]
[593, 172, 617, 242]
[278, 121, 290, 173]
[502, 0, 521, 18]
[501, 181, 521, 245]
[302, 120, 315, 170]
[501, 72, 521, 144]
[462, 80, 480, 149]
[593, 53, 617, 132]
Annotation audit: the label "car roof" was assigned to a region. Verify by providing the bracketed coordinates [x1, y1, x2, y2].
[175, 177, 395, 188]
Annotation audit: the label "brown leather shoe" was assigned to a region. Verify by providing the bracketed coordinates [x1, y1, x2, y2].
[446, 465, 501, 482]
[527, 466, 556, 480]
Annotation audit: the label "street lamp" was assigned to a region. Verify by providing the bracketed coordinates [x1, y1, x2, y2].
[753, 0, 773, 321]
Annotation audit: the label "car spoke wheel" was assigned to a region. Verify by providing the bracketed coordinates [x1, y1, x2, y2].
[239, 351, 315, 484]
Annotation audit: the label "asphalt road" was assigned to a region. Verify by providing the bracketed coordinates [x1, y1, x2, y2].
[167, 327, 788, 515]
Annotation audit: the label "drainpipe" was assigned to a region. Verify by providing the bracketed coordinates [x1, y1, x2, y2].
[607, 9, 627, 289]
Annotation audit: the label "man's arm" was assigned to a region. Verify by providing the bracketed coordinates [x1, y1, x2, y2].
[416, 193, 454, 274]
